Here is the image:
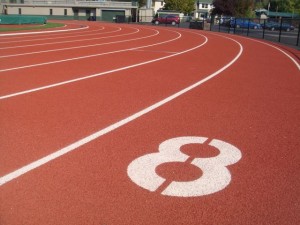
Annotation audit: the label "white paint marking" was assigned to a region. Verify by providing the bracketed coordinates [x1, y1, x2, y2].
[0, 28, 159, 71]
[0, 26, 106, 43]
[251, 39, 300, 70]
[0, 28, 140, 58]
[0, 33, 243, 186]
[0, 27, 117, 48]
[127, 137, 242, 197]
[0, 29, 180, 99]
[0, 24, 89, 37]
[224, 33, 300, 70]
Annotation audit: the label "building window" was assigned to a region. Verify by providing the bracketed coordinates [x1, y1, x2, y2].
[64, 9, 67, 16]
[86, 9, 91, 16]
[18, 8, 21, 15]
[50, 9, 53, 15]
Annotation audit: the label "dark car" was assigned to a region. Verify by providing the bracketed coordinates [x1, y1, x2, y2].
[230, 19, 261, 29]
[152, 15, 180, 25]
[263, 21, 295, 31]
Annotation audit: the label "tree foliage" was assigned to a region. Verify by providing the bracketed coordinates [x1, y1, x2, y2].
[212, 0, 255, 17]
[212, 0, 300, 17]
[212, 0, 235, 16]
[268, 0, 298, 13]
[163, 0, 195, 14]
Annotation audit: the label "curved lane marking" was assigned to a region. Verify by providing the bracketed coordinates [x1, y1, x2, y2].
[0, 27, 160, 71]
[0, 32, 244, 186]
[0, 27, 141, 57]
[250, 38, 300, 70]
[0, 25, 106, 43]
[0, 24, 89, 37]
[0, 28, 179, 99]
[0, 26, 111, 46]
[219, 32, 300, 70]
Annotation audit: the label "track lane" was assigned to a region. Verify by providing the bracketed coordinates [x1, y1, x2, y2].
[0, 28, 184, 96]
[1, 23, 299, 225]
[0, 26, 157, 69]
[0, 26, 137, 55]
[0, 20, 91, 38]
[0, 30, 240, 177]
[0, 23, 106, 44]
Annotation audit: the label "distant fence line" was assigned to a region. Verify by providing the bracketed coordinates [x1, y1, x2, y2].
[137, 16, 300, 49]
[1, 13, 299, 49]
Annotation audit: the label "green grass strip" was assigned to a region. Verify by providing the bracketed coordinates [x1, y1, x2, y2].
[0, 23, 65, 32]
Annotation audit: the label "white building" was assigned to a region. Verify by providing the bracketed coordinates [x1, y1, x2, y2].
[195, 0, 213, 19]
[151, 0, 213, 19]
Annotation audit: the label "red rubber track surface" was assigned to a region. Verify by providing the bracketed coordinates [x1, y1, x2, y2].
[0, 21, 299, 225]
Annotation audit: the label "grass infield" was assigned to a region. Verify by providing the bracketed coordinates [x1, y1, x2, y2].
[0, 23, 65, 32]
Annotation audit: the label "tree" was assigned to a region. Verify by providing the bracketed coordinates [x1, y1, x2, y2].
[212, 0, 255, 17]
[235, 0, 255, 17]
[212, 0, 235, 16]
[163, 0, 195, 14]
[268, 0, 297, 13]
[255, 0, 269, 9]
[295, 0, 300, 14]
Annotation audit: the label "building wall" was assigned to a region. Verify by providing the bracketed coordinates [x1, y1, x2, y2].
[196, 1, 213, 19]
[7, 6, 72, 16]
[2, 0, 137, 19]
[5, 5, 133, 18]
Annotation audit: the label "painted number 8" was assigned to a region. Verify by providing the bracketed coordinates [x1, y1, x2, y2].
[127, 136, 242, 197]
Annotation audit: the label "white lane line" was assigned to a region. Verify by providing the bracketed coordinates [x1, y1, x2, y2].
[0, 28, 140, 58]
[0, 27, 116, 48]
[222, 32, 300, 70]
[0, 33, 243, 186]
[251, 39, 300, 70]
[0, 24, 89, 37]
[0, 29, 180, 99]
[0, 28, 159, 72]
[0, 26, 106, 43]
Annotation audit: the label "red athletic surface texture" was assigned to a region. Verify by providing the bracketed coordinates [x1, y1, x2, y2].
[0, 21, 299, 225]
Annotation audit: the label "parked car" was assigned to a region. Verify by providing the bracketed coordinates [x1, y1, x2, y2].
[230, 19, 262, 29]
[262, 21, 295, 31]
[219, 17, 232, 26]
[152, 15, 180, 25]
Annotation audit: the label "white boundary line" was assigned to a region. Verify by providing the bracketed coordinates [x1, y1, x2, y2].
[0, 29, 181, 99]
[0, 27, 160, 71]
[221, 32, 300, 70]
[0, 26, 106, 43]
[0, 33, 243, 186]
[0, 28, 140, 58]
[0, 24, 89, 36]
[250, 38, 300, 70]
[0, 26, 114, 48]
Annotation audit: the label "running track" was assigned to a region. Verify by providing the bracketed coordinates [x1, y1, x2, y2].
[0, 21, 299, 225]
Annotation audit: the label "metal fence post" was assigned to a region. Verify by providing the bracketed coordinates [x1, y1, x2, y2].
[262, 19, 266, 39]
[247, 18, 250, 36]
[278, 18, 283, 43]
[297, 21, 300, 46]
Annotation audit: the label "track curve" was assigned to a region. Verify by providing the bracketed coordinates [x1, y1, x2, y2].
[0, 21, 299, 225]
